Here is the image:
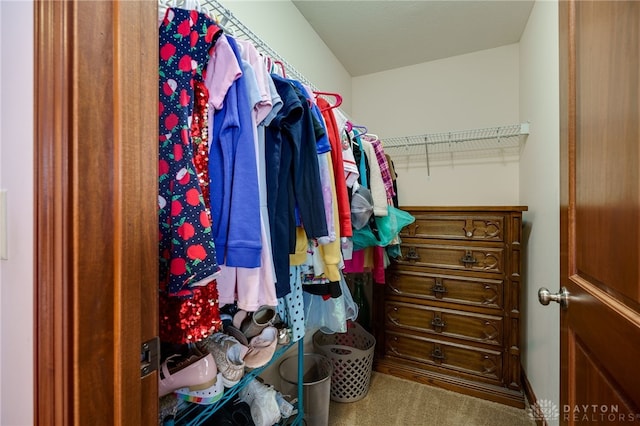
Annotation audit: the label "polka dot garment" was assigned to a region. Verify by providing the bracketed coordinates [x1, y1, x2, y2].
[158, 7, 222, 297]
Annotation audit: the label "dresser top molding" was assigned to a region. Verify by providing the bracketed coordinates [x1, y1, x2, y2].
[400, 206, 528, 213]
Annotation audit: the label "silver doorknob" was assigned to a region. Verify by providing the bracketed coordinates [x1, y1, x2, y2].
[538, 287, 569, 308]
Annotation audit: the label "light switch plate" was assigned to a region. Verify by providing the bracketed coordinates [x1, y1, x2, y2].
[0, 190, 7, 260]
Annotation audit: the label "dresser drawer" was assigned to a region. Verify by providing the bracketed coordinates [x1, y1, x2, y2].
[396, 242, 505, 275]
[385, 301, 503, 347]
[385, 331, 503, 382]
[387, 269, 503, 310]
[401, 213, 505, 242]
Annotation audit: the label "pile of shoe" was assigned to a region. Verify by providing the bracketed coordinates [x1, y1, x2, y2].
[158, 305, 286, 406]
[205, 385, 295, 426]
[223, 304, 282, 370]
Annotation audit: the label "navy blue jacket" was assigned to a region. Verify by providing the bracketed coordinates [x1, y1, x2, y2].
[266, 74, 328, 297]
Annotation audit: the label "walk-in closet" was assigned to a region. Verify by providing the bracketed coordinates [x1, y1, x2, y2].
[4, 1, 638, 425]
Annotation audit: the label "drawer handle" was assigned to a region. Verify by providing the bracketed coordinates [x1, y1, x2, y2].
[460, 250, 477, 267]
[388, 283, 402, 294]
[431, 346, 445, 362]
[387, 315, 401, 327]
[388, 338, 401, 357]
[431, 279, 447, 297]
[387, 308, 402, 327]
[405, 246, 420, 261]
[431, 317, 446, 330]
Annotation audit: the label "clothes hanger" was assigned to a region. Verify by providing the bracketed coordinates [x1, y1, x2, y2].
[160, 0, 204, 14]
[313, 91, 343, 111]
[260, 54, 271, 74]
[199, 3, 215, 21]
[158, 0, 176, 26]
[272, 60, 287, 78]
[345, 121, 368, 135]
[352, 124, 368, 134]
[182, 0, 202, 11]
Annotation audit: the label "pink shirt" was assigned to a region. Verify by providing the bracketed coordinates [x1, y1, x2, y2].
[205, 34, 242, 111]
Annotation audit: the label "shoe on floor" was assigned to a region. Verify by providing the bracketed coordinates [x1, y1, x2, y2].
[240, 305, 277, 340]
[225, 324, 249, 346]
[243, 326, 278, 369]
[199, 332, 248, 387]
[174, 372, 225, 405]
[238, 378, 281, 426]
[159, 350, 217, 397]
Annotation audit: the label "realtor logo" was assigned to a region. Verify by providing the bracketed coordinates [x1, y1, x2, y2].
[528, 400, 640, 422]
[527, 399, 560, 421]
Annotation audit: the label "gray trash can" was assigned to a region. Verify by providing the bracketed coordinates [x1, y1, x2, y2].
[278, 353, 332, 426]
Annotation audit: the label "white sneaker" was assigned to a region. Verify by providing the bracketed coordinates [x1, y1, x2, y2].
[238, 379, 281, 426]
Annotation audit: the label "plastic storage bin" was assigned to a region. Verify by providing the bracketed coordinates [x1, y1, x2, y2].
[313, 321, 376, 403]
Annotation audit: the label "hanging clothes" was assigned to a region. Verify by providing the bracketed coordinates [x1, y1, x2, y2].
[209, 36, 262, 269]
[370, 139, 396, 202]
[288, 81, 344, 285]
[292, 81, 335, 245]
[317, 97, 353, 238]
[359, 136, 388, 217]
[266, 74, 328, 297]
[212, 35, 278, 312]
[158, 7, 224, 343]
[158, 7, 223, 297]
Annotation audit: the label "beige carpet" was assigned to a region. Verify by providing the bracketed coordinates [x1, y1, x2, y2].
[327, 372, 535, 426]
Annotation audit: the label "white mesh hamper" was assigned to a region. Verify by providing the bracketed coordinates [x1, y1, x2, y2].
[313, 321, 376, 403]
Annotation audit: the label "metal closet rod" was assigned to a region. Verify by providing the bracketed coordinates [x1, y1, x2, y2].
[203, 0, 318, 91]
[382, 122, 530, 148]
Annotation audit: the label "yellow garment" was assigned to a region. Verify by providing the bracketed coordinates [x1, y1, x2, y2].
[289, 227, 308, 265]
[289, 157, 343, 281]
[317, 156, 342, 282]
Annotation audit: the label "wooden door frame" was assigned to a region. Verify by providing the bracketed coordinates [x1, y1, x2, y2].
[558, 0, 573, 420]
[558, 0, 574, 417]
[34, 0, 158, 424]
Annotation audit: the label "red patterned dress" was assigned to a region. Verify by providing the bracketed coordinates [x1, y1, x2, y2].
[158, 7, 222, 344]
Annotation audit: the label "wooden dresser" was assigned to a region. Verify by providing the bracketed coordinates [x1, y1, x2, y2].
[372, 206, 527, 408]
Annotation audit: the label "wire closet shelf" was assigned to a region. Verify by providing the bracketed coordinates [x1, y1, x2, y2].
[381, 122, 530, 163]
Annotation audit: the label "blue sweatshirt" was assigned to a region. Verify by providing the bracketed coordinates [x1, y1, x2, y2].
[209, 36, 262, 268]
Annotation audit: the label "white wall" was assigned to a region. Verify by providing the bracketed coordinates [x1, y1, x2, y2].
[519, 1, 560, 422]
[350, 3, 561, 417]
[352, 44, 521, 206]
[219, 0, 353, 114]
[0, 1, 35, 425]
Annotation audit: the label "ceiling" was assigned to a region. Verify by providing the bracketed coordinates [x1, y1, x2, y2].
[292, 1, 535, 77]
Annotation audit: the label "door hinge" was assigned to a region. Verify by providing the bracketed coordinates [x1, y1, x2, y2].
[141, 336, 160, 378]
